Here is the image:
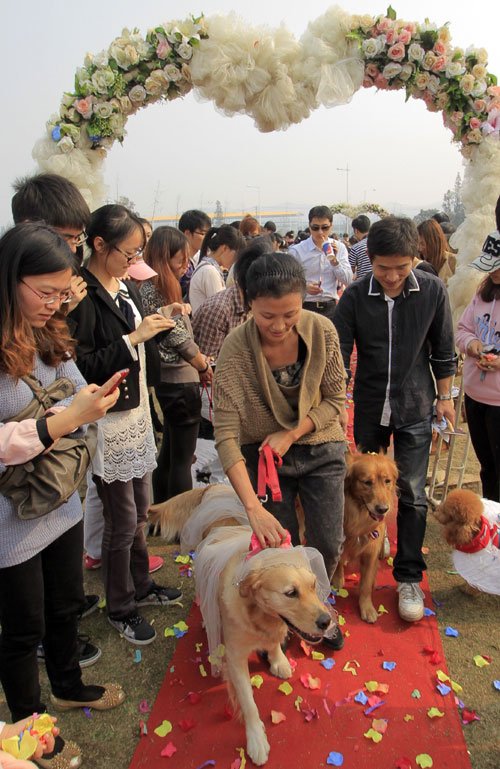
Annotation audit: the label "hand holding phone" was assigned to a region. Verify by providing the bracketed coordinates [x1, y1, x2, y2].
[105, 368, 129, 396]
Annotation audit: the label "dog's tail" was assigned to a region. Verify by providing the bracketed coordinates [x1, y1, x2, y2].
[148, 487, 210, 542]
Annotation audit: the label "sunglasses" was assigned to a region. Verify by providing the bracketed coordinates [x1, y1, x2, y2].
[310, 224, 332, 232]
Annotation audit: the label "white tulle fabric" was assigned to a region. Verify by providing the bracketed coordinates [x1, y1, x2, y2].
[452, 497, 500, 596]
[181, 484, 331, 674]
[447, 137, 500, 323]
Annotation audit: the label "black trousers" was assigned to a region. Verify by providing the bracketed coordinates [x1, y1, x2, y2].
[302, 300, 337, 323]
[153, 382, 201, 503]
[0, 521, 84, 720]
[465, 394, 500, 502]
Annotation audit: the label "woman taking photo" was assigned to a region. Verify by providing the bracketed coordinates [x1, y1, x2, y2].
[0, 223, 125, 755]
[456, 229, 500, 502]
[213, 253, 347, 649]
[140, 226, 212, 502]
[188, 225, 244, 313]
[70, 205, 182, 646]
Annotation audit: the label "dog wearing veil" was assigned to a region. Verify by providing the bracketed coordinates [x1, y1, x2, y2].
[149, 483, 336, 766]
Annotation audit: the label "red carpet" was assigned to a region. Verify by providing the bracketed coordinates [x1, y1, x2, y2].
[129, 538, 472, 769]
[130, 351, 471, 769]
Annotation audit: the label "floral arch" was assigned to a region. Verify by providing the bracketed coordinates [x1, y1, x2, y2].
[33, 6, 500, 318]
[330, 203, 391, 220]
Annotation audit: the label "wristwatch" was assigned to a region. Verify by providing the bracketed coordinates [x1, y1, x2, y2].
[437, 393, 452, 401]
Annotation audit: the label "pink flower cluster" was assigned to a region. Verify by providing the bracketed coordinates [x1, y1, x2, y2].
[352, 12, 499, 154]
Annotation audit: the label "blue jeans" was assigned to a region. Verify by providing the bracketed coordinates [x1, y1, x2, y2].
[241, 441, 346, 579]
[354, 414, 432, 583]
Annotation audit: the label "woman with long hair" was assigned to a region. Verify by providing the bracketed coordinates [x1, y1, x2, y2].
[456, 228, 500, 501]
[188, 225, 244, 313]
[140, 226, 212, 502]
[70, 205, 182, 646]
[213, 252, 347, 650]
[0, 223, 125, 755]
[417, 219, 455, 284]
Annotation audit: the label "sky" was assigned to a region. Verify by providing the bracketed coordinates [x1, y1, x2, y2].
[2, 1, 499, 227]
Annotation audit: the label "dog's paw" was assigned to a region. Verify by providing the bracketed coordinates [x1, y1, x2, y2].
[360, 601, 379, 624]
[269, 657, 292, 679]
[247, 725, 270, 766]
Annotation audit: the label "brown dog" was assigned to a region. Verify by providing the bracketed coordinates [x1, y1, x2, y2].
[149, 485, 334, 766]
[433, 488, 488, 548]
[332, 452, 399, 623]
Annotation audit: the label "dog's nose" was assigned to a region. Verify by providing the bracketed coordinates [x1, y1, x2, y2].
[316, 612, 332, 631]
[375, 504, 389, 515]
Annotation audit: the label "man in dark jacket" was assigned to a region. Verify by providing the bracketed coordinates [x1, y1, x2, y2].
[334, 217, 457, 622]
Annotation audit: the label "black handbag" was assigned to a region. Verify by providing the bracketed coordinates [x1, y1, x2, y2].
[0, 375, 97, 519]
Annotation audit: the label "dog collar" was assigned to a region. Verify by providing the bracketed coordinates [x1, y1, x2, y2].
[245, 531, 292, 560]
[455, 516, 500, 553]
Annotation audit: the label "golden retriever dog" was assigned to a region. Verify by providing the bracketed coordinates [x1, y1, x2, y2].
[331, 452, 399, 623]
[149, 485, 334, 766]
[433, 489, 500, 595]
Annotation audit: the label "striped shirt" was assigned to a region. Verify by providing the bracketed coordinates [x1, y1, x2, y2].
[348, 237, 372, 280]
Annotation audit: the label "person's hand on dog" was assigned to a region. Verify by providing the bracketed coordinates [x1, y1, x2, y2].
[259, 430, 294, 458]
[246, 501, 287, 549]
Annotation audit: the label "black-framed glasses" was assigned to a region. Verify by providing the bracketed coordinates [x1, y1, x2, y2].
[310, 224, 332, 232]
[59, 230, 87, 247]
[113, 245, 144, 262]
[21, 279, 72, 305]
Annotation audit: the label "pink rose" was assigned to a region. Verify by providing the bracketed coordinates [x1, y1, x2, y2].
[377, 18, 394, 33]
[423, 91, 437, 111]
[487, 85, 500, 97]
[374, 73, 389, 89]
[388, 43, 406, 61]
[73, 97, 94, 119]
[433, 41, 447, 56]
[156, 38, 171, 60]
[487, 98, 500, 113]
[431, 56, 447, 72]
[363, 76, 374, 88]
[365, 62, 380, 78]
[469, 117, 481, 129]
[473, 99, 487, 112]
[398, 29, 412, 45]
[385, 28, 396, 45]
[403, 22, 417, 35]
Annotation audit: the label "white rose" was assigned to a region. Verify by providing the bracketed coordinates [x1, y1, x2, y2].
[109, 114, 126, 136]
[94, 50, 109, 68]
[128, 84, 147, 103]
[399, 62, 414, 81]
[382, 62, 402, 80]
[362, 37, 383, 58]
[408, 43, 424, 63]
[57, 136, 75, 154]
[467, 128, 483, 143]
[460, 74, 475, 95]
[423, 52, 437, 71]
[84, 53, 94, 69]
[91, 68, 115, 95]
[177, 43, 193, 61]
[67, 107, 82, 123]
[426, 75, 440, 95]
[419, 21, 437, 33]
[109, 43, 140, 69]
[76, 67, 92, 90]
[136, 40, 152, 59]
[476, 48, 488, 64]
[164, 64, 182, 82]
[472, 64, 487, 80]
[60, 93, 74, 108]
[145, 75, 167, 96]
[415, 72, 431, 90]
[472, 80, 487, 97]
[93, 101, 114, 119]
[445, 61, 465, 78]
[357, 14, 375, 32]
[118, 95, 133, 114]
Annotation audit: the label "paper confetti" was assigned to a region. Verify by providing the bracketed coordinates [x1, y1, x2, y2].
[462, 709, 480, 724]
[278, 682, 293, 695]
[312, 651, 325, 661]
[199, 664, 207, 677]
[377, 604, 389, 614]
[164, 627, 175, 637]
[451, 680, 463, 694]
[251, 675, 264, 689]
[134, 650, 142, 663]
[436, 683, 452, 696]
[365, 681, 379, 692]
[395, 758, 412, 769]
[294, 696, 303, 711]
[387, 556, 394, 566]
[372, 718, 388, 734]
[187, 691, 201, 704]
[338, 615, 346, 626]
[473, 655, 490, 667]
[98, 597, 107, 609]
[416, 754, 433, 768]
[271, 710, 286, 724]
[355, 691, 369, 705]
[343, 660, 360, 676]
[364, 728, 383, 743]
[160, 742, 177, 758]
[174, 554, 191, 564]
[230, 748, 246, 769]
[436, 670, 450, 682]
[326, 751, 344, 766]
[411, 689, 421, 699]
[427, 708, 445, 719]
[337, 588, 349, 598]
[403, 714, 414, 722]
[139, 720, 147, 736]
[493, 680, 500, 691]
[139, 700, 150, 713]
[178, 719, 196, 732]
[423, 608, 436, 617]
[154, 720, 173, 738]
[445, 626, 459, 637]
[300, 673, 321, 690]
[321, 658, 336, 670]
[382, 661, 396, 671]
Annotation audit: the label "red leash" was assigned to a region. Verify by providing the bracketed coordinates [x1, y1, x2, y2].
[257, 445, 283, 503]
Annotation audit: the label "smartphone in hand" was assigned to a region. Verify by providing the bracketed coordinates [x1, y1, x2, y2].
[105, 368, 129, 396]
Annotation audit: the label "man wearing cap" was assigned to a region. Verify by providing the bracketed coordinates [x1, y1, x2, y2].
[456, 223, 500, 503]
[289, 205, 352, 322]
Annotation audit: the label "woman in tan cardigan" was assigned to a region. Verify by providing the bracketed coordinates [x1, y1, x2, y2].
[213, 253, 347, 647]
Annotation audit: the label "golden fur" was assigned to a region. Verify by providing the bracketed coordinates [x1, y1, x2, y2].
[332, 452, 399, 623]
[149, 486, 333, 766]
[433, 488, 486, 548]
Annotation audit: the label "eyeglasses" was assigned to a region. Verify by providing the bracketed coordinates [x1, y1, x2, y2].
[59, 230, 87, 247]
[21, 279, 72, 305]
[310, 224, 332, 232]
[113, 245, 144, 263]
[194, 229, 209, 237]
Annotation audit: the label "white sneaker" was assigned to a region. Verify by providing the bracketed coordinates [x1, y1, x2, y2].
[396, 582, 425, 622]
